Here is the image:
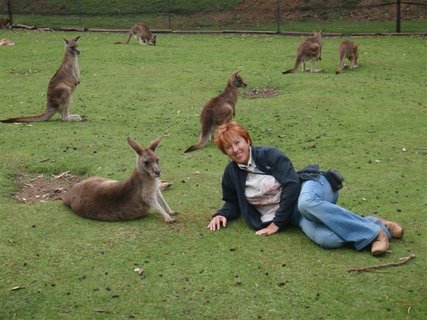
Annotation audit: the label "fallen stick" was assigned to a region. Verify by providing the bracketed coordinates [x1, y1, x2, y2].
[348, 254, 415, 273]
[12, 23, 36, 30]
[11, 24, 53, 32]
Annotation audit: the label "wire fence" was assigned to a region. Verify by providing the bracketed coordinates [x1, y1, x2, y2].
[1, 0, 426, 34]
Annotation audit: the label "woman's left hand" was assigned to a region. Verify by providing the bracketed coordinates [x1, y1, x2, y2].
[255, 222, 279, 236]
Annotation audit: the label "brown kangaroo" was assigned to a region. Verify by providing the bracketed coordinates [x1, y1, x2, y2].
[0, 38, 15, 46]
[184, 72, 247, 153]
[114, 23, 156, 46]
[1, 36, 84, 123]
[282, 30, 324, 74]
[336, 40, 359, 74]
[62, 136, 176, 223]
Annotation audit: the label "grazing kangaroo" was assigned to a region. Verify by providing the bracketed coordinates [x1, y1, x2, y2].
[114, 23, 157, 46]
[336, 40, 359, 74]
[184, 72, 247, 153]
[282, 30, 324, 74]
[1, 36, 83, 123]
[62, 136, 176, 223]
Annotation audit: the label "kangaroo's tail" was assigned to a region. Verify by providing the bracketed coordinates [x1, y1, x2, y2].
[184, 121, 215, 153]
[184, 130, 212, 153]
[1, 108, 56, 123]
[335, 61, 344, 74]
[282, 68, 295, 74]
[114, 33, 132, 45]
[336, 52, 346, 74]
[184, 138, 209, 153]
[282, 55, 302, 74]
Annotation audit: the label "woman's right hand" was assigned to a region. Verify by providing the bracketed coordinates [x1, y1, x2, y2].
[207, 215, 227, 231]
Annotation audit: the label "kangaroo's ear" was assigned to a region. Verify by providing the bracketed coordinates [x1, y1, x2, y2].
[73, 36, 81, 42]
[63, 38, 70, 45]
[230, 71, 239, 81]
[128, 136, 144, 154]
[148, 135, 163, 151]
[320, 29, 325, 33]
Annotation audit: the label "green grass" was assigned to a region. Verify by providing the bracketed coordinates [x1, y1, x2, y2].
[5, 14, 427, 33]
[0, 30, 426, 319]
[2, 0, 426, 32]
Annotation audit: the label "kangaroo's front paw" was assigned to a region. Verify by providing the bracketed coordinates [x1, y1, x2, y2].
[160, 181, 172, 191]
[169, 210, 177, 216]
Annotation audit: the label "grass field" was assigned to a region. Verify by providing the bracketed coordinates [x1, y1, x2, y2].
[0, 29, 426, 319]
[2, 0, 426, 32]
[6, 14, 427, 33]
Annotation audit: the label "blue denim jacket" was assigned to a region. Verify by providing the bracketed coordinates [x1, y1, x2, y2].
[214, 146, 306, 230]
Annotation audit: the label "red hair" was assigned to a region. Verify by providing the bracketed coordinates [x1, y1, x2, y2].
[214, 121, 252, 155]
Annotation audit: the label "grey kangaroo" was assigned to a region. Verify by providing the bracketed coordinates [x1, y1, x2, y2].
[184, 72, 247, 153]
[114, 23, 157, 46]
[336, 40, 359, 74]
[282, 30, 324, 74]
[62, 136, 176, 223]
[1, 36, 84, 123]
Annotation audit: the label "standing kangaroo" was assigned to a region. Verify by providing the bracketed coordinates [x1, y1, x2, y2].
[1, 36, 83, 123]
[336, 40, 359, 74]
[62, 136, 176, 223]
[184, 72, 247, 153]
[282, 30, 324, 74]
[114, 23, 157, 46]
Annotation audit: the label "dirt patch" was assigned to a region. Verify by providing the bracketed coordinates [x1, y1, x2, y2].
[242, 87, 281, 99]
[13, 172, 80, 204]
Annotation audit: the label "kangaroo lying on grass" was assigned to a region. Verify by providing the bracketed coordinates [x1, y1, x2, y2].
[114, 23, 157, 46]
[282, 30, 324, 74]
[62, 136, 176, 223]
[184, 72, 247, 153]
[336, 40, 359, 74]
[1, 36, 84, 123]
[0, 38, 15, 46]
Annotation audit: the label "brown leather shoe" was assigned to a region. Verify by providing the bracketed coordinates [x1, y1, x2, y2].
[378, 218, 404, 239]
[371, 229, 389, 256]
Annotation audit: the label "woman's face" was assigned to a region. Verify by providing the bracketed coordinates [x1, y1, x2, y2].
[223, 134, 250, 164]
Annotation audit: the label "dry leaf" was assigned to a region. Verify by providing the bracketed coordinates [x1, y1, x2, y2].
[54, 171, 70, 179]
[10, 286, 25, 291]
[134, 267, 144, 275]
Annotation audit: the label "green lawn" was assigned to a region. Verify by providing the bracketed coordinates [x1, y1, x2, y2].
[6, 14, 427, 33]
[0, 30, 426, 319]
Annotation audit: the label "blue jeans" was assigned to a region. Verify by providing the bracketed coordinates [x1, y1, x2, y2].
[291, 175, 391, 250]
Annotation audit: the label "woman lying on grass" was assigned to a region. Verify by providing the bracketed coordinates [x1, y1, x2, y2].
[207, 121, 404, 256]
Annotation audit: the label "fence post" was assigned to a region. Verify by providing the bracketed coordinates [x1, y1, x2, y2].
[7, 0, 13, 24]
[167, 0, 172, 30]
[77, 0, 82, 27]
[396, 0, 401, 33]
[276, 0, 281, 33]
